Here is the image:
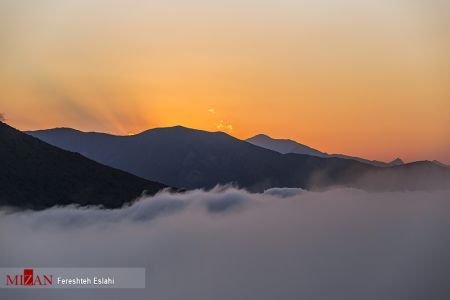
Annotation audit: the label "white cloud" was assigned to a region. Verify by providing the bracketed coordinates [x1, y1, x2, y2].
[1, 187, 450, 299]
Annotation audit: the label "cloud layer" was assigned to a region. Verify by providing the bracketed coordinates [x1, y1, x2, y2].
[1, 187, 450, 299]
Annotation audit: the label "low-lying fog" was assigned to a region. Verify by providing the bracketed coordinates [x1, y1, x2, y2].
[1, 187, 450, 300]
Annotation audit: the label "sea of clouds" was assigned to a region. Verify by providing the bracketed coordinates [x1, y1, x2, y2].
[1, 187, 450, 300]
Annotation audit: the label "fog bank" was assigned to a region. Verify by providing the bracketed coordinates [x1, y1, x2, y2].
[1, 187, 450, 300]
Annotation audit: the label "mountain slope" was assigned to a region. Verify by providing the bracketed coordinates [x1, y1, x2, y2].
[247, 134, 328, 157]
[0, 122, 167, 209]
[432, 160, 450, 168]
[28, 126, 450, 191]
[246, 134, 403, 167]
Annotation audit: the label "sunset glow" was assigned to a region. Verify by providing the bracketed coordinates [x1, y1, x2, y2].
[1, 0, 449, 163]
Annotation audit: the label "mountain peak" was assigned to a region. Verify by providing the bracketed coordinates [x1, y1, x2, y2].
[246, 133, 327, 157]
[41, 127, 81, 133]
[432, 160, 450, 168]
[137, 125, 214, 136]
[388, 158, 404, 166]
[250, 134, 271, 140]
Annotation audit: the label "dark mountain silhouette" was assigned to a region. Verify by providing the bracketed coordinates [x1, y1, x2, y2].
[247, 134, 328, 157]
[247, 134, 404, 167]
[388, 157, 404, 166]
[27, 126, 450, 191]
[0, 122, 167, 209]
[432, 160, 450, 168]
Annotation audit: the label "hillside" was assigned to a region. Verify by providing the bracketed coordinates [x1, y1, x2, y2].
[0, 122, 167, 209]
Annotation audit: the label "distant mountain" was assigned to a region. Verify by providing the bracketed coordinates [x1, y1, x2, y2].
[247, 134, 328, 157]
[0, 122, 166, 209]
[247, 134, 403, 167]
[387, 157, 405, 166]
[28, 126, 450, 191]
[432, 160, 450, 168]
[331, 154, 404, 167]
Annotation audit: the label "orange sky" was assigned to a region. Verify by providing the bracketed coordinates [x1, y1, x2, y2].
[1, 0, 449, 163]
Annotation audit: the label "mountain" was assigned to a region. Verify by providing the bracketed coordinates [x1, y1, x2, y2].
[247, 134, 403, 167]
[388, 157, 405, 166]
[246, 134, 328, 157]
[0, 122, 167, 209]
[432, 160, 450, 168]
[27, 126, 450, 191]
[331, 154, 404, 167]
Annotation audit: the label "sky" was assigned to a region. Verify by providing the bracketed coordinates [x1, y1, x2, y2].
[0, 0, 449, 163]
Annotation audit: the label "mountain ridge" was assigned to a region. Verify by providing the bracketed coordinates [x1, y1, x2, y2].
[1, 121, 167, 209]
[27, 125, 450, 191]
[246, 133, 404, 167]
